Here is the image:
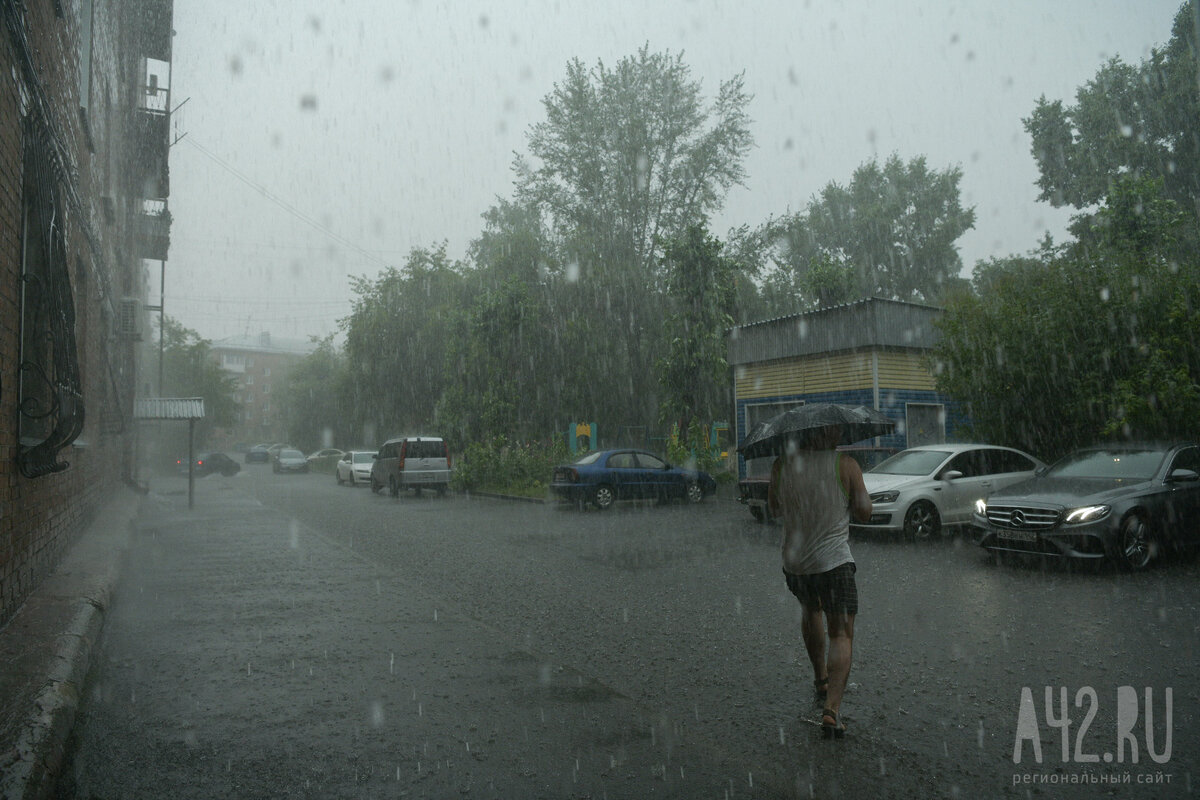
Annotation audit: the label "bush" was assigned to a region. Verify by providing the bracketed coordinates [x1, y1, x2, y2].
[451, 435, 572, 498]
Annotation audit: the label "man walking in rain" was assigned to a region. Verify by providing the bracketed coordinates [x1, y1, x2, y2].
[768, 424, 872, 739]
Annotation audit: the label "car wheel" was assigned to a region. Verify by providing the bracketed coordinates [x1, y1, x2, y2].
[685, 482, 704, 504]
[336, 471, 344, 485]
[370, 477, 382, 494]
[592, 485, 616, 510]
[903, 501, 941, 540]
[1117, 512, 1155, 571]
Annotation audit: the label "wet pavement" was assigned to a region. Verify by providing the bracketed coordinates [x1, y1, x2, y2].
[16, 466, 1200, 798]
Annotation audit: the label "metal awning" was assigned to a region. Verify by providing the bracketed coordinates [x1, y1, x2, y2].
[133, 397, 206, 508]
[134, 397, 205, 420]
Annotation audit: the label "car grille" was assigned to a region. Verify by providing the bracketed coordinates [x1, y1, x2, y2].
[985, 505, 1060, 530]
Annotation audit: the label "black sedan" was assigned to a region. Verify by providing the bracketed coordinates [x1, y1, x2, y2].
[550, 448, 717, 510]
[975, 442, 1200, 570]
[176, 452, 241, 478]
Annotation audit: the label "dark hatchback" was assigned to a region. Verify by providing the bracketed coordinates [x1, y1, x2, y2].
[176, 452, 241, 478]
[550, 448, 717, 510]
[975, 442, 1200, 570]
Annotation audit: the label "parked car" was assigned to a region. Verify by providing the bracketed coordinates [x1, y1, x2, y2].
[267, 443, 290, 458]
[551, 448, 717, 510]
[975, 442, 1200, 570]
[336, 450, 377, 486]
[272, 448, 310, 474]
[244, 444, 271, 463]
[370, 437, 452, 496]
[175, 452, 241, 477]
[308, 448, 345, 462]
[852, 444, 1045, 539]
[737, 445, 898, 522]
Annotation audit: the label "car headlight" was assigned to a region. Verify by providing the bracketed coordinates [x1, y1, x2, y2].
[974, 498, 987, 516]
[870, 490, 900, 503]
[1064, 505, 1111, 524]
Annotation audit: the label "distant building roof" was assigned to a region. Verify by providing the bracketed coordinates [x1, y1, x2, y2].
[728, 297, 942, 366]
[134, 397, 206, 420]
[210, 332, 315, 356]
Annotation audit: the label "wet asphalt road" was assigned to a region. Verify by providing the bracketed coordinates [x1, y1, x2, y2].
[63, 466, 1200, 797]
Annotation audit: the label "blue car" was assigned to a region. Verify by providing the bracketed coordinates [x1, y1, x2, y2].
[550, 448, 717, 510]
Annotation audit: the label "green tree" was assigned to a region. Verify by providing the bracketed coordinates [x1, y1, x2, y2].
[517, 45, 754, 280]
[656, 224, 736, 430]
[1024, 2, 1200, 230]
[932, 177, 1199, 459]
[159, 317, 238, 446]
[280, 336, 354, 452]
[514, 46, 754, 428]
[764, 154, 975, 311]
[340, 244, 465, 442]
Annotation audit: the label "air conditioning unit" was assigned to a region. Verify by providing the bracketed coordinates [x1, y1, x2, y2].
[117, 297, 144, 341]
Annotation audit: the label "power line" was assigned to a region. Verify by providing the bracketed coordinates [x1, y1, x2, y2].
[181, 137, 394, 270]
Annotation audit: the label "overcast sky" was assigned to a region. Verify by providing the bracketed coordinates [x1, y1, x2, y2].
[160, 0, 1184, 342]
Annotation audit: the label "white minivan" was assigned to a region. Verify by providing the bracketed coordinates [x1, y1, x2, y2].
[370, 436, 452, 497]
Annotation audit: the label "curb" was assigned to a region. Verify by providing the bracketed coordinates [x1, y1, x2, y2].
[460, 489, 549, 504]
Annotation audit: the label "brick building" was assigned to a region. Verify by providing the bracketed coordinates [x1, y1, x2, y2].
[0, 0, 173, 625]
[209, 333, 314, 447]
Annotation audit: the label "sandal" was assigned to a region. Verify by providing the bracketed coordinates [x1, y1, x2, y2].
[821, 708, 846, 739]
[813, 677, 828, 700]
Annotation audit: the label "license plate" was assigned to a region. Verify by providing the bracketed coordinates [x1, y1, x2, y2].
[997, 529, 1038, 543]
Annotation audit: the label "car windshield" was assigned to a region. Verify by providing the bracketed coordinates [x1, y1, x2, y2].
[573, 452, 603, 466]
[870, 449, 951, 476]
[1047, 449, 1165, 480]
[352, 452, 375, 464]
[280, 449, 303, 459]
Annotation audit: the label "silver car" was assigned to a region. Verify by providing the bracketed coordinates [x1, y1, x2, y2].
[272, 448, 310, 474]
[852, 444, 1045, 539]
[335, 450, 377, 486]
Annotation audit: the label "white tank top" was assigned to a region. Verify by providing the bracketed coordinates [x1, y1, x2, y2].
[776, 449, 853, 575]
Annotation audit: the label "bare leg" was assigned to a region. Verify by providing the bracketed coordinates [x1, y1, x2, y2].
[800, 604, 827, 683]
[823, 612, 855, 718]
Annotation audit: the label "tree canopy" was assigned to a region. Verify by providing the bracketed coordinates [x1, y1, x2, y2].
[761, 154, 975, 313]
[1024, 2, 1199, 231]
[159, 317, 238, 445]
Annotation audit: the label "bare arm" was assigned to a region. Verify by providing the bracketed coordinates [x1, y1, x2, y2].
[839, 454, 872, 523]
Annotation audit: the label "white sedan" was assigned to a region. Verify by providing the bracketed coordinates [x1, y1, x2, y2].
[336, 451, 377, 486]
[851, 444, 1045, 539]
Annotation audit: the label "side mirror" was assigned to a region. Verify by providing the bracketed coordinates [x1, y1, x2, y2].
[1034, 465, 1048, 477]
[941, 470, 963, 481]
[1167, 468, 1200, 483]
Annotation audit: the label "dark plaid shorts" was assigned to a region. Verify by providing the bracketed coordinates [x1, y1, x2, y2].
[783, 562, 858, 615]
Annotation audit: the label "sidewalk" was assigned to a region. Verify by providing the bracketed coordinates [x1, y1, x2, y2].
[2, 479, 794, 799]
[0, 486, 140, 800]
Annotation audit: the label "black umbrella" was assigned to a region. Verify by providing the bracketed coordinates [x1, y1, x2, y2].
[737, 403, 896, 460]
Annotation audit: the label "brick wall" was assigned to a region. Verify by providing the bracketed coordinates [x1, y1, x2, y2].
[0, 0, 168, 627]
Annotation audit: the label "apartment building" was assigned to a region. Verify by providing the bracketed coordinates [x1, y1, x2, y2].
[210, 333, 314, 447]
[0, 0, 173, 625]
